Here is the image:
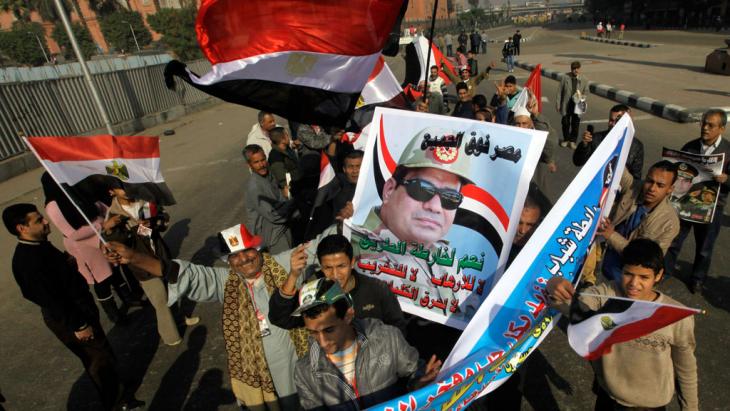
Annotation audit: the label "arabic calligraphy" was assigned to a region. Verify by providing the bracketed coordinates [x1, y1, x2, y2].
[421, 131, 465, 150]
[547, 206, 597, 277]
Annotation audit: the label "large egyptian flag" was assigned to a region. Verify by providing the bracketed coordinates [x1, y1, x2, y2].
[568, 294, 701, 360]
[164, 0, 406, 127]
[24, 135, 175, 206]
[351, 57, 411, 129]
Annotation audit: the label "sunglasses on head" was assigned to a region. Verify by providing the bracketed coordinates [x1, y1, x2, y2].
[397, 178, 463, 210]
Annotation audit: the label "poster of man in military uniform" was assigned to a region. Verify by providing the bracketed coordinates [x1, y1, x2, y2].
[346, 108, 547, 328]
[662, 148, 725, 223]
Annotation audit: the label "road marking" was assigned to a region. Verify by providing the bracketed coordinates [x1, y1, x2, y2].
[166, 158, 237, 173]
[581, 114, 654, 124]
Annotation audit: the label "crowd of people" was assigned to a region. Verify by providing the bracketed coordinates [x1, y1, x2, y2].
[3, 28, 728, 411]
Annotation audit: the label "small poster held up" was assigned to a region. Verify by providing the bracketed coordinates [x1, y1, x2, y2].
[662, 147, 724, 223]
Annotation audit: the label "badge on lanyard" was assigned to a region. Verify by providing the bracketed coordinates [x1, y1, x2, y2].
[257, 311, 271, 337]
[137, 224, 153, 237]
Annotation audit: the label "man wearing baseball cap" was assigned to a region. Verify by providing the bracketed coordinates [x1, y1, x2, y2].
[350, 126, 479, 318]
[293, 278, 441, 410]
[104, 223, 310, 410]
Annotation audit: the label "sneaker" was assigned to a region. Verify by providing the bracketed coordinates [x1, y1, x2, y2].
[165, 338, 183, 346]
[569, 142, 578, 149]
[559, 141, 569, 147]
[185, 316, 201, 326]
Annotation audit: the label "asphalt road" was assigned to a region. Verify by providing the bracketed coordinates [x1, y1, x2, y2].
[0, 25, 728, 411]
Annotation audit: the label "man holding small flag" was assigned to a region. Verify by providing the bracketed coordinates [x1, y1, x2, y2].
[547, 239, 699, 411]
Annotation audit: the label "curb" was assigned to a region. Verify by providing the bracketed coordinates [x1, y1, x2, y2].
[579, 35, 656, 48]
[514, 61, 730, 123]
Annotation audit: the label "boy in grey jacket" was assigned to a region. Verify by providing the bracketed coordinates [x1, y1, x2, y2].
[293, 279, 441, 410]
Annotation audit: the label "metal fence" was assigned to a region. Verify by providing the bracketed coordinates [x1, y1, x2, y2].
[0, 59, 215, 161]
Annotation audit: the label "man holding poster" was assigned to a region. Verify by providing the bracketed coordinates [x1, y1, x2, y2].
[348, 108, 546, 328]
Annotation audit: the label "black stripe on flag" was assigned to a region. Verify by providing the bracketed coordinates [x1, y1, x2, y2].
[165, 61, 360, 127]
[66, 175, 176, 206]
[454, 208, 504, 255]
[569, 297, 633, 324]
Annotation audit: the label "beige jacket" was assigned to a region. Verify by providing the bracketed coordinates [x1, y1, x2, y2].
[606, 171, 679, 254]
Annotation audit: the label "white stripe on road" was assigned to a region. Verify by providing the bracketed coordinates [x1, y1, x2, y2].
[581, 115, 654, 124]
[165, 158, 237, 173]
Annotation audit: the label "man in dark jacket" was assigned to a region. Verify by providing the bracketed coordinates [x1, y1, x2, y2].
[292, 278, 441, 410]
[268, 126, 301, 191]
[269, 234, 407, 333]
[665, 109, 729, 293]
[3, 203, 129, 411]
[573, 105, 645, 180]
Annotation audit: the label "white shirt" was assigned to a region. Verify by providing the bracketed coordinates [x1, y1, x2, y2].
[701, 136, 722, 155]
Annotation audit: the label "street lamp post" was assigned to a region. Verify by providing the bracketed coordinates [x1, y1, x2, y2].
[29, 32, 50, 64]
[121, 20, 141, 53]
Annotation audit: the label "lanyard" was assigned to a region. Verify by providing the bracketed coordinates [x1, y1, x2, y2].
[245, 274, 264, 320]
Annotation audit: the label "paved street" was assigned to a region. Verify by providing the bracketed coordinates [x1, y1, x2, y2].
[1, 24, 729, 410]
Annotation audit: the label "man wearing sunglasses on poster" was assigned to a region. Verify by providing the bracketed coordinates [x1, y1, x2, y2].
[351, 127, 477, 318]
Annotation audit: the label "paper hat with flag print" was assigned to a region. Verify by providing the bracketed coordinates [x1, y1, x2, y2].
[291, 278, 353, 317]
[218, 224, 262, 256]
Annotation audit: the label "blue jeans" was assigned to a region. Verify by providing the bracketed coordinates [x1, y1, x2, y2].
[506, 55, 514, 71]
[665, 204, 725, 282]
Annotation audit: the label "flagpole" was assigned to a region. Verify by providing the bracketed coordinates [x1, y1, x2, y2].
[578, 292, 704, 314]
[53, 0, 115, 135]
[22, 137, 108, 245]
[423, 0, 439, 95]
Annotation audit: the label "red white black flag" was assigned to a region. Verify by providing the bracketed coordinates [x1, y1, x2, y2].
[351, 57, 410, 129]
[164, 0, 407, 127]
[568, 293, 700, 360]
[313, 152, 337, 209]
[24, 135, 175, 206]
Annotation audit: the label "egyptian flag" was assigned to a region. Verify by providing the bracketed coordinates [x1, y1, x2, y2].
[351, 57, 410, 129]
[370, 115, 510, 258]
[568, 293, 701, 360]
[402, 36, 457, 87]
[524, 64, 542, 113]
[163, 0, 406, 127]
[24, 135, 176, 206]
[313, 152, 337, 209]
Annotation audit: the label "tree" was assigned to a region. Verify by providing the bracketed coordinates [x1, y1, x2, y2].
[0, 21, 48, 66]
[147, 6, 202, 61]
[0, 0, 33, 21]
[52, 21, 96, 59]
[99, 11, 152, 53]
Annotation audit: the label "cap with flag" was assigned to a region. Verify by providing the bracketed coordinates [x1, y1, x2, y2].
[164, 0, 406, 127]
[24, 135, 175, 206]
[291, 278, 352, 316]
[568, 290, 701, 360]
[218, 223, 262, 256]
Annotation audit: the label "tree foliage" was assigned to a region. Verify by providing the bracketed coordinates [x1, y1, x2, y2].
[147, 6, 202, 61]
[99, 11, 152, 53]
[52, 21, 97, 60]
[0, 21, 49, 66]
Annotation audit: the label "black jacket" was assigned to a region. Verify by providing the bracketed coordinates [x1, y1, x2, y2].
[572, 130, 645, 180]
[268, 272, 407, 333]
[12, 241, 98, 331]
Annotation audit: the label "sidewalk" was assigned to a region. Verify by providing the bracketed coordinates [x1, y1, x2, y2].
[514, 27, 730, 121]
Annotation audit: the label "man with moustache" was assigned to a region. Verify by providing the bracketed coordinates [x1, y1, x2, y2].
[243, 144, 298, 253]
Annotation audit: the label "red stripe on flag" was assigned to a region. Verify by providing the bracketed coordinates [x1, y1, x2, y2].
[368, 57, 385, 82]
[378, 115, 397, 174]
[27, 135, 161, 162]
[461, 185, 509, 230]
[320, 151, 331, 173]
[524, 64, 542, 113]
[433, 44, 456, 85]
[196, 0, 401, 65]
[585, 305, 696, 361]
